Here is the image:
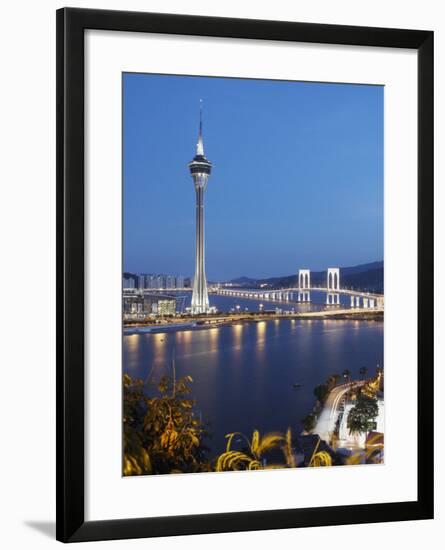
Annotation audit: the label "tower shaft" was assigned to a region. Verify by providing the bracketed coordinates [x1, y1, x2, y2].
[188, 102, 212, 315]
[191, 178, 209, 313]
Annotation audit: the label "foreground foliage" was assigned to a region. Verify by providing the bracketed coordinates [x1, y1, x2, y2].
[123, 366, 382, 475]
[123, 373, 209, 475]
[216, 429, 296, 471]
[216, 428, 332, 471]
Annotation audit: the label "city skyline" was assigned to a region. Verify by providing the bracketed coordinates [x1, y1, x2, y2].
[123, 73, 383, 280]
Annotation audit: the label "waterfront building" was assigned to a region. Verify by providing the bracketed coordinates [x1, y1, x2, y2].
[123, 293, 143, 317]
[189, 101, 212, 314]
[157, 299, 176, 316]
[123, 292, 177, 318]
[143, 294, 160, 314]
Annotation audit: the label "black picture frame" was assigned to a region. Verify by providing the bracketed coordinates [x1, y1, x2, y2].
[56, 7, 434, 543]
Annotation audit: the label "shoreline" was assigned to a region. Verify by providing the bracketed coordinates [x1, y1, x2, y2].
[123, 309, 383, 335]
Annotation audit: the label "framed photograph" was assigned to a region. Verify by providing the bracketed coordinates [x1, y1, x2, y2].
[57, 7, 434, 542]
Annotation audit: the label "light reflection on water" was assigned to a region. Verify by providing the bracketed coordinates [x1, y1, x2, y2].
[123, 318, 383, 458]
[255, 321, 266, 354]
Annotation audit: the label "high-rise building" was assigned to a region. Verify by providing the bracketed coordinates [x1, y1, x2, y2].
[153, 275, 163, 289]
[176, 275, 184, 289]
[146, 274, 157, 289]
[137, 274, 146, 289]
[123, 273, 186, 291]
[166, 275, 176, 289]
[188, 101, 212, 314]
[123, 276, 135, 289]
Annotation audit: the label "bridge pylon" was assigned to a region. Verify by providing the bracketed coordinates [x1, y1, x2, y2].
[326, 268, 340, 306]
[298, 269, 311, 302]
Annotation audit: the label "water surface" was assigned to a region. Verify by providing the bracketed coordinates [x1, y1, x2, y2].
[123, 316, 383, 458]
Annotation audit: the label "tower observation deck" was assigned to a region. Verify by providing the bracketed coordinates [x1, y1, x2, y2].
[188, 101, 212, 314]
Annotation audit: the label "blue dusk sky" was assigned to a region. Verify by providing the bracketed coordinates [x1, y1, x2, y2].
[123, 73, 383, 280]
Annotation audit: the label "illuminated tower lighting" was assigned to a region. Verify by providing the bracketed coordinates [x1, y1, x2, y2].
[189, 100, 212, 314]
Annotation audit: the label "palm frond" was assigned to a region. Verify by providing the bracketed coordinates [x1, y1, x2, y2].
[256, 433, 285, 455]
[309, 451, 332, 467]
[216, 450, 259, 471]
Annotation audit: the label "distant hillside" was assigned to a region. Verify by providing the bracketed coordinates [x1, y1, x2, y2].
[228, 261, 383, 293]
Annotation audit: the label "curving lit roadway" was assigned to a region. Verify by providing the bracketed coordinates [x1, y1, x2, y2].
[313, 381, 366, 444]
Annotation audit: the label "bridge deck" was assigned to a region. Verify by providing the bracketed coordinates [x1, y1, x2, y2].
[215, 287, 383, 299]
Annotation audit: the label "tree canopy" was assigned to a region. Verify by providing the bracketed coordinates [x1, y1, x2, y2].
[347, 393, 379, 435]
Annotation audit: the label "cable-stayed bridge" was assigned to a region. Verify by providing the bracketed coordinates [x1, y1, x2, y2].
[214, 268, 384, 310]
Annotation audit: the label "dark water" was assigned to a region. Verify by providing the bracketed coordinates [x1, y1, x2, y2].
[123, 298, 384, 458]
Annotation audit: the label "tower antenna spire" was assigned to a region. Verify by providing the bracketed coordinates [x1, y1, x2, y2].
[197, 99, 204, 156]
